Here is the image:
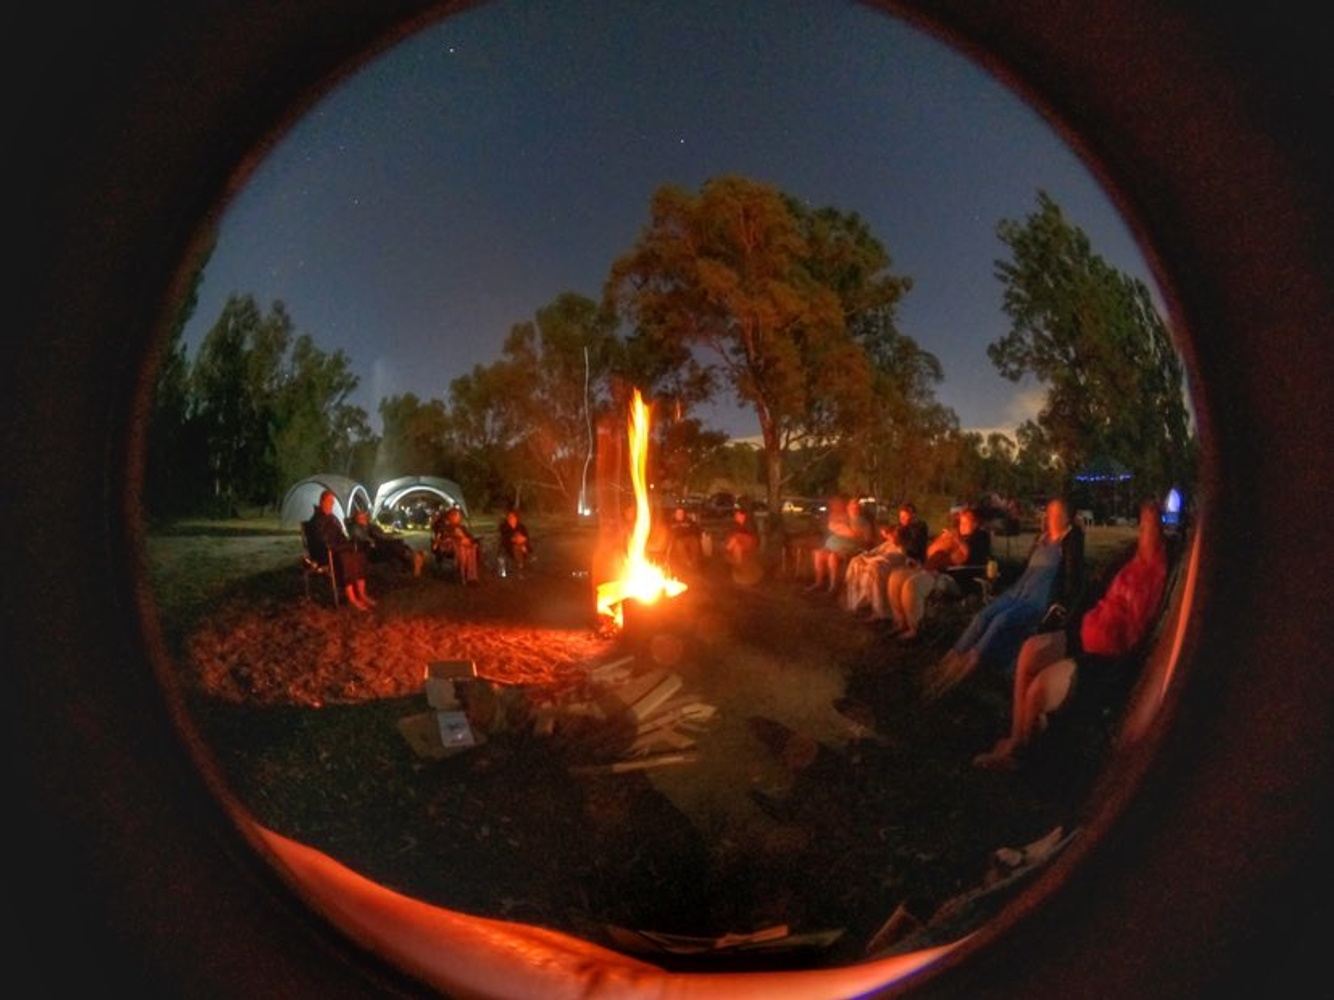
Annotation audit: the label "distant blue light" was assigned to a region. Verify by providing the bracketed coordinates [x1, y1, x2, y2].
[1165, 487, 1182, 514]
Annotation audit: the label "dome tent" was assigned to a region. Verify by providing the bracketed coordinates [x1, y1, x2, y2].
[279, 474, 371, 528]
[371, 475, 468, 521]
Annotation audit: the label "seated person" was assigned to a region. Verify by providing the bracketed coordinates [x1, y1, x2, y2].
[974, 499, 1167, 770]
[306, 489, 375, 610]
[925, 497, 1084, 698]
[347, 509, 425, 577]
[886, 507, 990, 639]
[843, 523, 905, 616]
[497, 508, 534, 575]
[808, 496, 875, 594]
[431, 505, 480, 583]
[722, 506, 761, 578]
[665, 505, 703, 573]
[892, 501, 930, 565]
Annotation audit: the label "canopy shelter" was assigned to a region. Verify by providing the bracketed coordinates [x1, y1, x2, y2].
[372, 475, 469, 522]
[1073, 455, 1134, 484]
[279, 474, 372, 528]
[1073, 455, 1134, 522]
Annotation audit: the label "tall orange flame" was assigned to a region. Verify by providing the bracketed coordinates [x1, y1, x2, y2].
[595, 389, 687, 628]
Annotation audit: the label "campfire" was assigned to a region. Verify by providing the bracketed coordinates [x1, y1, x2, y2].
[595, 389, 687, 630]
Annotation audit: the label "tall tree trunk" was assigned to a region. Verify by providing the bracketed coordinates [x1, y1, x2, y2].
[762, 421, 783, 540]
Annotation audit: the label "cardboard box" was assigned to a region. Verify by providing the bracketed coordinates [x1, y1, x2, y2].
[425, 659, 475, 710]
[435, 710, 477, 749]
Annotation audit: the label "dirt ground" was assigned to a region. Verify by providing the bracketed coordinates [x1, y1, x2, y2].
[145, 519, 1138, 971]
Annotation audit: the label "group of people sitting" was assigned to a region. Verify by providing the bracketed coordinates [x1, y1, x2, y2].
[806, 492, 1172, 769]
[658, 503, 762, 580]
[809, 497, 993, 641]
[916, 496, 1169, 770]
[302, 490, 535, 610]
[964, 497, 1168, 770]
[428, 505, 534, 583]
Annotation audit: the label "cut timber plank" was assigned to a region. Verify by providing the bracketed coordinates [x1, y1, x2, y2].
[629, 728, 697, 754]
[638, 692, 698, 719]
[588, 655, 635, 683]
[636, 701, 714, 735]
[607, 668, 669, 708]
[570, 751, 698, 775]
[628, 674, 683, 721]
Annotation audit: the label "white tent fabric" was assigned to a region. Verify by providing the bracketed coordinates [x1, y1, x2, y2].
[279, 474, 371, 528]
[372, 475, 468, 520]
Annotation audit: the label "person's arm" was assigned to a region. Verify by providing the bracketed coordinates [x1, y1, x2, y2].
[925, 531, 953, 562]
[1094, 556, 1168, 654]
[828, 518, 857, 540]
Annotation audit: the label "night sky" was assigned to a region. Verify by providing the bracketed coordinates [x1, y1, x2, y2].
[182, 0, 1162, 440]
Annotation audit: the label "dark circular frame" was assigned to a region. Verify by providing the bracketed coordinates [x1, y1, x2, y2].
[9, 1, 1330, 996]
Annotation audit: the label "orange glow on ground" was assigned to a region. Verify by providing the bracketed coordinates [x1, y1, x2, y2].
[596, 390, 687, 628]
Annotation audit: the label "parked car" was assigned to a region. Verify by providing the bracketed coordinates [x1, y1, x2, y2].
[672, 493, 706, 512]
[780, 496, 824, 515]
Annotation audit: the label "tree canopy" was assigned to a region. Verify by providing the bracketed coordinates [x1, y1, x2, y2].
[147, 183, 1193, 525]
[606, 175, 918, 518]
[990, 192, 1193, 493]
[149, 294, 373, 518]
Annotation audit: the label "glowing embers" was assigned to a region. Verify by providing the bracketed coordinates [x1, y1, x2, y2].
[595, 390, 687, 630]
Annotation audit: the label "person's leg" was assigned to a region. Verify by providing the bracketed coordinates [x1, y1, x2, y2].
[886, 567, 912, 627]
[827, 552, 844, 593]
[927, 598, 1022, 697]
[975, 633, 1066, 761]
[866, 559, 892, 619]
[972, 601, 1045, 677]
[900, 570, 937, 636]
[926, 598, 1000, 695]
[1010, 632, 1067, 729]
[348, 550, 375, 605]
[355, 576, 376, 606]
[952, 594, 1013, 655]
[844, 556, 865, 610]
[1015, 657, 1076, 746]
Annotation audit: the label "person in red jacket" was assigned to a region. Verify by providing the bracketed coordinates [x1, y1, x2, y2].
[973, 498, 1168, 770]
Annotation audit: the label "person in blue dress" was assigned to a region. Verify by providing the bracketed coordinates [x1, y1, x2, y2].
[924, 497, 1084, 698]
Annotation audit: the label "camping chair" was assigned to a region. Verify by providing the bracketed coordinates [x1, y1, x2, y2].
[300, 519, 340, 607]
[433, 535, 461, 581]
[1027, 533, 1189, 777]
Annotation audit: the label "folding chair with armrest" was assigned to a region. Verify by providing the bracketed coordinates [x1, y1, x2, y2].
[300, 519, 340, 607]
